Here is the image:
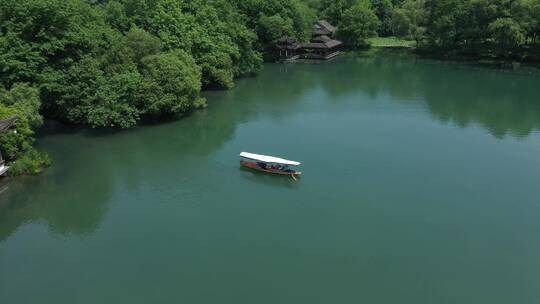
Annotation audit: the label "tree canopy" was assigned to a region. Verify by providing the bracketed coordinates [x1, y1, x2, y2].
[0, 0, 319, 173]
[318, 0, 540, 59]
[2, 0, 540, 174]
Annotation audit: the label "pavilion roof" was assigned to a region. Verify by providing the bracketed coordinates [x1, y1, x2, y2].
[316, 20, 336, 33]
[0, 116, 17, 133]
[312, 35, 332, 43]
[312, 20, 337, 37]
[301, 39, 342, 49]
[277, 36, 301, 50]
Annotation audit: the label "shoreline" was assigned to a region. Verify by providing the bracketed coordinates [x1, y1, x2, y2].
[2, 49, 540, 180]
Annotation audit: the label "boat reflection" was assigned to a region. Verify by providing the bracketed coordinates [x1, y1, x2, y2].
[239, 167, 300, 189]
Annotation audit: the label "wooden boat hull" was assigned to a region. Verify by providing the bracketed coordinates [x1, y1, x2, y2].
[240, 160, 302, 176]
[0, 164, 9, 177]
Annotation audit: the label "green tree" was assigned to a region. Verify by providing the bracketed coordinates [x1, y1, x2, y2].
[0, 91, 50, 176]
[258, 14, 295, 59]
[104, 1, 132, 33]
[42, 56, 140, 128]
[372, 0, 395, 35]
[337, 2, 381, 49]
[107, 27, 162, 67]
[425, 0, 465, 51]
[391, 0, 426, 43]
[0, 105, 34, 160]
[138, 50, 205, 116]
[146, 0, 240, 88]
[532, 0, 540, 43]
[231, 0, 316, 52]
[0, 0, 117, 87]
[422, 0, 539, 58]
[488, 18, 526, 58]
[319, 0, 359, 25]
[213, 0, 263, 77]
[0, 83, 43, 128]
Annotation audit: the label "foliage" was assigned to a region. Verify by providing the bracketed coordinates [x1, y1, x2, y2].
[372, 0, 395, 35]
[0, 105, 32, 160]
[213, 0, 263, 77]
[337, 1, 382, 49]
[315, 0, 540, 58]
[138, 50, 205, 116]
[0, 103, 49, 176]
[309, 0, 540, 59]
[0, 0, 268, 132]
[231, 0, 316, 60]
[421, 0, 540, 59]
[107, 27, 162, 66]
[319, 0, 360, 25]
[257, 14, 295, 56]
[7, 149, 51, 176]
[0, 81, 50, 176]
[316, 0, 384, 49]
[0, 84, 43, 157]
[144, 0, 235, 88]
[0, 0, 294, 171]
[0, 83, 43, 128]
[390, 0, 427, 43]
[2, 0, 540, 175]
[488, 17, 527, 57]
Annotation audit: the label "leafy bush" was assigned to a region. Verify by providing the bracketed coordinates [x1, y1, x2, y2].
[0, 83, 49, 176]
[138, 50, 205, 115]
[337, 1, 381, 49]
[318, 0, 381, 49]
[0, 96, 37, 160]
[7, 149, 51, 176]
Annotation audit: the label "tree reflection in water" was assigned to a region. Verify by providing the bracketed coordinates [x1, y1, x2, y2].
[1, 50, 539, 241]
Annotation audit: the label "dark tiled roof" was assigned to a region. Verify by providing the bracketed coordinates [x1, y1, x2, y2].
[279, 44, 301, 50]
[313, 28, 331, 36]
[0, 116, 17, 133]
[278, 36, 298, 44]
[312, 35, 332, 43]
[316, 20, 336, 34]
[301, 42, 327, 49]
[301, 39, 342, 49]
[277, 36, 301, 50]
[324, 40, 342, 48]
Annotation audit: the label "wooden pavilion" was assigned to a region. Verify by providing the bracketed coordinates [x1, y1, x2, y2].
[277, 36, 301, 61]
[278, 20, 342, 61]
[300, 36, 342, 60]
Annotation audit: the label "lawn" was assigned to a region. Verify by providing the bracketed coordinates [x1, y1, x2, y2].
[368, 37, 416, 48]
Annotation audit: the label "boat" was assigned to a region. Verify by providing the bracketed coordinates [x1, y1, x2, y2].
[240, 152, 302, 177]
[0, 161, 8, 177]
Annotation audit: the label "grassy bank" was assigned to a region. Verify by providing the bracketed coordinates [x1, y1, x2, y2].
[368, 37, 416, 48]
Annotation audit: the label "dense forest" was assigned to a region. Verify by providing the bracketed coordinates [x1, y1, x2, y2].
[1, 0, 540, 174]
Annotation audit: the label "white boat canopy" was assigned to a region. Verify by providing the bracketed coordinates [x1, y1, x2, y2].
[240, 152, 301, 166]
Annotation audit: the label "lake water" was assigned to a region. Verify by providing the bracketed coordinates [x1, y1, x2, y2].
[1, 53, 540, 304]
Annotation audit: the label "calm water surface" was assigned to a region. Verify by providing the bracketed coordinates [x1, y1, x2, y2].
[1, 53, 540, 304]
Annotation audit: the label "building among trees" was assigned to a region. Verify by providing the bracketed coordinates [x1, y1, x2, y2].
[0, 116, 17, 176]
[302, 21, 343, 60]
[278, 20, 342, 61]
[277, 37, 302, 61]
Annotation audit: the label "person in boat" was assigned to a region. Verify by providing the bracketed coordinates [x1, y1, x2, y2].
[279, 164, 290, 172]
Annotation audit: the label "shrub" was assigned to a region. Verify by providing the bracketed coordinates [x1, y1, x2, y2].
[7, 149, 51, 176]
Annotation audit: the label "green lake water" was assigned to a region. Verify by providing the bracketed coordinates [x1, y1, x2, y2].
[1, 53, 540, 303]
